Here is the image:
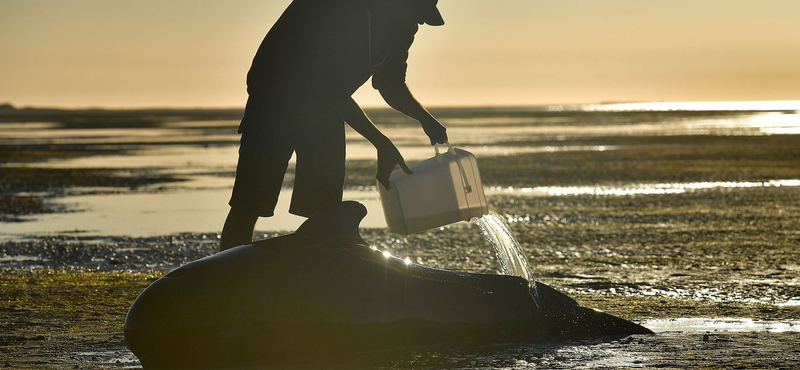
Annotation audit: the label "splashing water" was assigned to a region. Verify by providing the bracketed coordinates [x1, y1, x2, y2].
[475, 211, 535, 284]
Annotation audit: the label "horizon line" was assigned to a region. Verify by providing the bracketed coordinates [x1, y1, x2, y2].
[2, 99, 800, 112]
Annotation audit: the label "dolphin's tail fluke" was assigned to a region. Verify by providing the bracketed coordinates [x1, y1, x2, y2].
[534, 281, 654, 337]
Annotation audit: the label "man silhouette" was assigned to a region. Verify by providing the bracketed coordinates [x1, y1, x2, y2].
[221, 0, 448, 250]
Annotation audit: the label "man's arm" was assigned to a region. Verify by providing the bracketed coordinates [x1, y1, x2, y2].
[378, 83, 447, 145]
[370, 20, 447, 145]
[338, 96, 388, 146]
[337, 97, 411, 190]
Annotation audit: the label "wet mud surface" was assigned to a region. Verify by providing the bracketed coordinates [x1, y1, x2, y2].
[3, 184, 799, 368]
[2, 107, 800, 368]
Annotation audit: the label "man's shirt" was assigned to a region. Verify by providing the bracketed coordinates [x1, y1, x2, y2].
[246, 0, 417, 100]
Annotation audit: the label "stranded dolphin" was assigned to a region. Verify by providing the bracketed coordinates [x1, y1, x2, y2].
[125, 201, 651, 368]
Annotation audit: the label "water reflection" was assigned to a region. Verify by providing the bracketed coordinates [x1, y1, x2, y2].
[4, 107, 800, 238]
[4, 109, 800, 156]
[777, 300, 800, 307]
[0, 186, 386, 238]
[488, 179, 800, 197]
[9, 143, 617, 170]
[579, 100, 800, 112]
[5, 177, 800, 238]
[644, 318, 800, 333]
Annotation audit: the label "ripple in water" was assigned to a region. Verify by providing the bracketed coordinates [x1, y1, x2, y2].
[475, 211, 539, 305]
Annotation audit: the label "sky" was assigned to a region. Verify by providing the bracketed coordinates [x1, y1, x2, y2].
[1, 0, 799, 108]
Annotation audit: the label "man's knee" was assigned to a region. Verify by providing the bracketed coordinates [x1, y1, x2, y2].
[227, 207, 260, 225]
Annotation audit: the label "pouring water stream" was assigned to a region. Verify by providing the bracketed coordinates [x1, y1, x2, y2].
[475, 211, 540, 307]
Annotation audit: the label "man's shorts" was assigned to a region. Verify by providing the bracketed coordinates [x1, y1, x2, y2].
[229, 95, 345, 218]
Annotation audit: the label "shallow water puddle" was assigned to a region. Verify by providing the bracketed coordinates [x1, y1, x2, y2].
[16, 145, 241, 170]
[644, 318, 800, 333]
[6, 178, 800, 238]
[777, 299, 800, 307]
[447, 110, 800, 137]
[0, 185, 388, 238]
[72, 350, 140, 369]
[487, 179, 800, 197]
[8, 143, 616, 172]
[555, 346, 648, 369]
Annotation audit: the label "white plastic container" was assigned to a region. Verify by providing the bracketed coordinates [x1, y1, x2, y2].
[379, 143, 489, 235]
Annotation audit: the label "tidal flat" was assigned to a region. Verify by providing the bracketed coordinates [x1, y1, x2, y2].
[1, 105, 800, 368]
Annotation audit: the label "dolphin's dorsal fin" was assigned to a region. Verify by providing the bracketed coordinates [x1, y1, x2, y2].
[296, 201, 368, 245]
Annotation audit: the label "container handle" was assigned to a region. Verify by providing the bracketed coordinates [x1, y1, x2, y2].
[434, 142, 473, 194]
[434, 141, 457, 156]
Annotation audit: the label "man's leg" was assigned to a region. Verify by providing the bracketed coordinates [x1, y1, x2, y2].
[290, 110, 346, 218]
[223, 95, 293, 251]
[220, 207, 259, 251]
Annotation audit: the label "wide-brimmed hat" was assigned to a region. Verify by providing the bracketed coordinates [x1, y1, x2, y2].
[417, 0, 444, 26]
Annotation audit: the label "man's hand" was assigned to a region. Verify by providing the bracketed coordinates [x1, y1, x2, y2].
[335, 97, 412, 189]
[376, 138, 412, 190]
[421, 117, 448, 145]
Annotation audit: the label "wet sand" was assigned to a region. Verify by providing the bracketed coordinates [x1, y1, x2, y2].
[2, 105, 800, 368]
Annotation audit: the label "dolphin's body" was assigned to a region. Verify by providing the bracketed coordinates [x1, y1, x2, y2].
[125, 202, 651, 368]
